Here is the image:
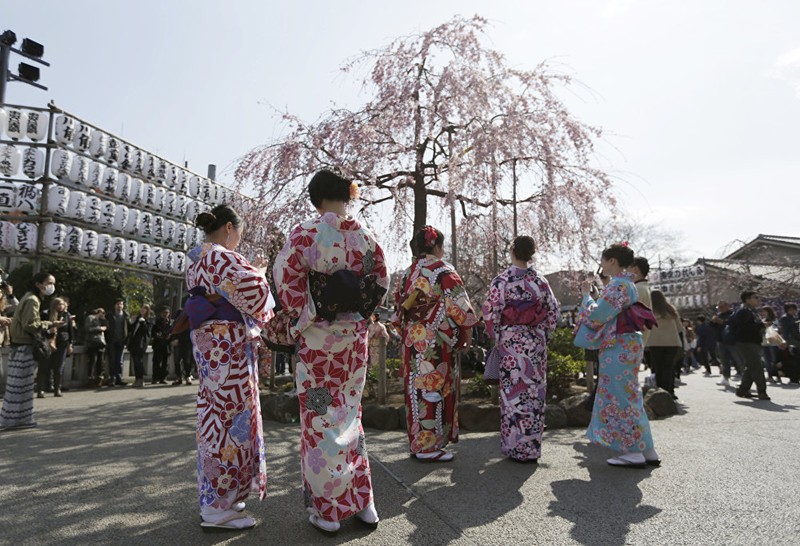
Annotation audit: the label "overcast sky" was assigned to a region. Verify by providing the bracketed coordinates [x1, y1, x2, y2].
[5, 1, 799, 271]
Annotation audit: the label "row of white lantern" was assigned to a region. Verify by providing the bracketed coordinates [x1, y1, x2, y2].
[53, 115, 232, 201]
[0, 183, 204, 249]
[0, 221, 187, 274]
[0, 108, 48, 142]
[0, 145, 46, 179]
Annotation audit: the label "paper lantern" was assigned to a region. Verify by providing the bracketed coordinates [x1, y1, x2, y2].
[5, 109, 28, 141]
[0, 182, 16, 212]
[118, 143, 132, 171]
[89, 131, 108, 159]
[130, 149, 144, 175]
[163, 219, 176, 245]
[129, 178, 144, 204]
[14, 183, 40, 214]
[64, 225, 84, 256]
[164, 249, 175, 272]
[66, 190, 86, 220]
[15, 222, 37, 254]
[100, 167, 118, 195]
[124, 208, 141, 235]
[186, 199, 201, 221]
[84, 195, 102, 224]
[200, 180, 212, 203]
[68, 155, 90, 185]
[0, 221, 16, 250]
[106, 136, 120, 164]
[137, 243, 151, 267]
[138, 211, 153, 238]
[46, 185, 69, 215]
[99, 200, 116, 230]
[55, 116, 75, 146]
[156, 158, 168, 184]
[112, 204, 129, 232]
[82, 230, 99, 258]
[124, 239, 138, 264]
[142, 182, 157, 210]
[175, 195, 187, 217]
[218, 187, 231, 205]
[152, 215, 164, 240]
[177, 170, 189, 195]
[166, 165, 178, 189]
[87, 162, 105, 190]
[173, 251, 186, 273]
[111, 237, 125, 262]
[97, 234, 113, 260]
[43, 223, 66, 253]
[115, 172, 131, 201]
[151, 246, 164, 270]
[0, 145, 21, 177]
[189, 176, 202, 198]
[21, 147, 45, 179]
[73, 122, 93, 153]
[51, 149, 73, 178]
[26, 111, 48, 141]
[142, 153, 156, 180]
[175, 222, 188, 248]
[164, 191, 177, 216]
[153, 187, 165, 213]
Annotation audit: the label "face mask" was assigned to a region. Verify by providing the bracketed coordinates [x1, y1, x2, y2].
[43, 284, 55, 296]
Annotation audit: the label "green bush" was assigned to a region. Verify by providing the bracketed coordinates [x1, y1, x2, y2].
[546, 353, 584, 401]
[547, 327, 584, 361]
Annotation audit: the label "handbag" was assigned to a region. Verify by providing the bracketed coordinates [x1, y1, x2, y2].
[32, 329, 52, 361]
[483, 346, 500, 385]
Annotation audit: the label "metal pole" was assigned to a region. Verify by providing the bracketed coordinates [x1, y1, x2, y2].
[0, 43, 10, 103]
[450, 201, 457, 269]
[32, 103, 57, 275]
[512, 159, 518, 239]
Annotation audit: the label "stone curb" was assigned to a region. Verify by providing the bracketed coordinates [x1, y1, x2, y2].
[260, 390, 677, 431]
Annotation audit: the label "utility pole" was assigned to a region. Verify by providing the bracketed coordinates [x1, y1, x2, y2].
[0, 30, 49, 103]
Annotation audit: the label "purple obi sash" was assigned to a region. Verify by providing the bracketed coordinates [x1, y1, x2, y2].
[501, 299, 548, 326]
[185, 286, 244, 331]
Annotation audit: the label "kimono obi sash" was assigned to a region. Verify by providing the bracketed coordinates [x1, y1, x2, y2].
[184, 286, 244, 331]
[501, 299, 548, 327]
[616, 302, 658, 334]
[308, 269, 387, 322]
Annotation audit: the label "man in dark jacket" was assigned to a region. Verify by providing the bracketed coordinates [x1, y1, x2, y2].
[150, 307, 172, 385]
[730, 290, 769, 400]
[106, 298, 129, 386]
[694, 316, 717, 375]
[711, 301, 742, 387]
[777, 303, 800, 383]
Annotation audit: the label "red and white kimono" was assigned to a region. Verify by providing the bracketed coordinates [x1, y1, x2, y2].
[186, 243, 274, 511]
[273, 212, 389, 522]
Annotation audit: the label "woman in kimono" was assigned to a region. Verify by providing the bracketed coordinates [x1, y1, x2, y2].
[186, 204, 274, 530]
[574, 243, 660, 468]
[394, 226, 477, 462]
[481, 236, 560, 463]
[273, 170, 388, 535]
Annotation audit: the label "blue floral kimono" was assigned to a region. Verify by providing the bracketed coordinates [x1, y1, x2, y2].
[574, 273, 654, 454]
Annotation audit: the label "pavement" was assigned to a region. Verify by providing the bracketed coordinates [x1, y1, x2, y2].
[1, 371, 799, 546]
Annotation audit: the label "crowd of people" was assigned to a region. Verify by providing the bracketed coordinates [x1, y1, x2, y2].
[1, 169, 797, 537]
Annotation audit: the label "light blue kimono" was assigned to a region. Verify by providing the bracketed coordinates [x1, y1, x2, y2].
[574, 273, 654, 454]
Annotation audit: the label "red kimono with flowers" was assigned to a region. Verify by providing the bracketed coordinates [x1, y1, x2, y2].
[186, 243, 274, 511]
[394, 257, 478, 454]
[273, 212, 389, 522]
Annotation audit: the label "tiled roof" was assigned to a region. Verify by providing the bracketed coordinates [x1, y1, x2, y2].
[702, 258, 800, 283]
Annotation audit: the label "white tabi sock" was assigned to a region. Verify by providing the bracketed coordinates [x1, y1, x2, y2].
[201, 508, 255, 529]
[357, 502, 379, 524]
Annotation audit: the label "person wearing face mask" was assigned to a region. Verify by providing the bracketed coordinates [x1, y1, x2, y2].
[186, 204, 275, 531]
[0, 272, 64, 431]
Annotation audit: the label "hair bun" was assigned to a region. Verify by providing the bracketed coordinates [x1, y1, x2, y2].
[195, 211, 217, 231]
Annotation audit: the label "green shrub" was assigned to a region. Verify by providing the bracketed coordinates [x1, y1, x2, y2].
[547, 327, 584, 361]
[547, 353, 584, 401]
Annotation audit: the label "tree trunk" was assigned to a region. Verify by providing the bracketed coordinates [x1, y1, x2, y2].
[411, 172, 426, 255]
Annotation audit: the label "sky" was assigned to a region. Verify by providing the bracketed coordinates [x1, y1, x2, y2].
[4, 0, 800, 272]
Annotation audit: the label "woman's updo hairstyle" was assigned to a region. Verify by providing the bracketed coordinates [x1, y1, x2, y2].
[195, 204, 242, 235]
[511, 236, 536, 262]
[413, 225, 445, 256]
[308, 169, 359, 208]
[601, 243, 635, 268]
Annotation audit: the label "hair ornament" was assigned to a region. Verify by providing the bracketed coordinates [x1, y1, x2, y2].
[423, 225, 438, 247]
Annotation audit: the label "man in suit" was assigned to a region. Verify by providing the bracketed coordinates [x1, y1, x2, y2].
[106, 298, 129, 387]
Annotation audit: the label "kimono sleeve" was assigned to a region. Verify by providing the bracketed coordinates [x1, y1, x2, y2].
[573, 280, 631, 349]
[441, 269, 478, 329]
[481, 275, 504, 341]
[272, 225, 309, 319]
[537, 276, 561, 339]
[212, 249, 274, 324]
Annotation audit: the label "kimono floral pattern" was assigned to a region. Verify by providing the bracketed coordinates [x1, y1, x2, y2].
[481, 266, 560, 461]
[187, 243, 274, 510]
[273, 212, 389, 522]
[394, 257, 478, 454]
[573, 273, 654, 454]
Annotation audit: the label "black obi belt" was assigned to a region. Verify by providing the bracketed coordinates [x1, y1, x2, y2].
[308, 269, 387, 322]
